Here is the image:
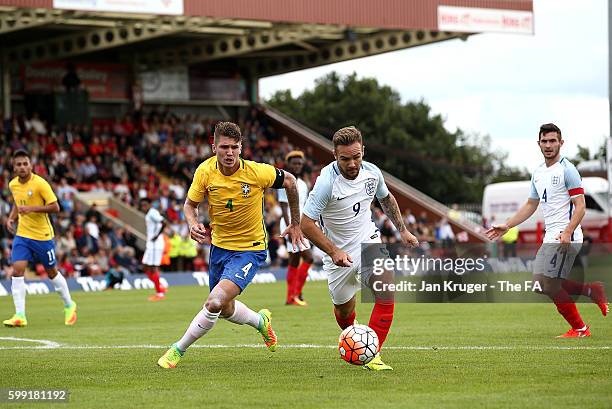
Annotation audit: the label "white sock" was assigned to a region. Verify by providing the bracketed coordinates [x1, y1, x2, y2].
[11, 277, 26, 316]
[51, 273, 73, 307]
[176, 307, 220, 352]
[225, 301, 261, 330]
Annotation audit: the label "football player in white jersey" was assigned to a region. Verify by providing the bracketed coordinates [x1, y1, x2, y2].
[278, 150, 313, 306]
[486, 123, 608, 338]
[141, 198, 168, 301]
[301, 126, 419, 370]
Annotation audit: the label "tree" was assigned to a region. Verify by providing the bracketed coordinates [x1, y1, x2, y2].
[267, 72, 526, 203]
[570, 140, 607, 165]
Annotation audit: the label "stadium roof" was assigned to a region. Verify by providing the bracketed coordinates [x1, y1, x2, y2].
[0, 0, 533, 78]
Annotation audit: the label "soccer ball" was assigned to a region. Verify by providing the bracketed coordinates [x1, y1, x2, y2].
[338, 324, 379, 365]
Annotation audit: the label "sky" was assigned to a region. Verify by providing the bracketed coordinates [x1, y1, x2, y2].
[259, 0, 609, 170]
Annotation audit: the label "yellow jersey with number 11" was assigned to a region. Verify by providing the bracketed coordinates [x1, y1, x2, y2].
[9, 174, 58, 241]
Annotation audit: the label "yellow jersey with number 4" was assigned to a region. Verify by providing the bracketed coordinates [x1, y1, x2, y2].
[187, 156, 282, 251]
[9, 174, 58, 241]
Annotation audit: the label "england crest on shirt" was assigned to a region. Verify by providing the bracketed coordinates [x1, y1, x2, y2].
[365, 178, 376, 196]
[551, 175, 560, 185]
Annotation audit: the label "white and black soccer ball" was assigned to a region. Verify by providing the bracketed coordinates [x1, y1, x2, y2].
[338, 324, 379, 365]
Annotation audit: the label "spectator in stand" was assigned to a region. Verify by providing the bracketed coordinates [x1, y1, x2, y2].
[24, 112, 47, 136]
[1, 247, 13, 279]
[71, 135, 87, 159]
[57, 178, 78, 211]
[403, 209, 416, 227]
[177, 232, 197, 272]
[77, 156, 97, 183]
[437, 218, 455, 249]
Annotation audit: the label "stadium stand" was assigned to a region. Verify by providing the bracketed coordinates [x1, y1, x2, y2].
[0, 105, 458, 280]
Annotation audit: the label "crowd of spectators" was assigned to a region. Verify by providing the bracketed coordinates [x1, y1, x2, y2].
[0, 106, 320, 279]
[0, 106, 457, 280]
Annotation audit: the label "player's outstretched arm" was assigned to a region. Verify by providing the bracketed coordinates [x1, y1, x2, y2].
[300, 214, 352, 267]
[278, 171, 306, 251]
[485, 198, 539, 241]
[17, 201, 60, 215]
[379, 193, 419, 247]
[184, 197, 208, 244]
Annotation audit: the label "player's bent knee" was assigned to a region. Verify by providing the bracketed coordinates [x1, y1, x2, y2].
[204, 298, 224, 313]
[46, 268, 58, 279]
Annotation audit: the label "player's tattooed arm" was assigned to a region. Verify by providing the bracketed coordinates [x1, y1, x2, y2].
[282, 172, 300, 225]
[379, 193, 406, 232]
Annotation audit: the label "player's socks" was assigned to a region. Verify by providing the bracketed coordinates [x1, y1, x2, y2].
[552, 289, 585, 330]
[295, 262, 311, 296]
[51, 273, 73, 306]
[589, 282, 609, 316]
[145, 271, 164, 294]
[225, 300, 260, 329]
[334, 309, 356, 330]
[11, 276, 26, 316]
[368, 300, 394, 348]
[286, 265, 298, 303]
[562, 280, 609, 316]
[561, 279, 588, 296]
[176, 307, 220, 352]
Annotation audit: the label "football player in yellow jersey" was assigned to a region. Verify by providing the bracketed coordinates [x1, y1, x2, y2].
[158, 122, 305, 368]
[3, 150, 77, 328]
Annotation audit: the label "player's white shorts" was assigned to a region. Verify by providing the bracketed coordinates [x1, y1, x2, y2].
[142, 236, 164, 267]
[533, 242, 582, 279]
[324, 239, 391, 305]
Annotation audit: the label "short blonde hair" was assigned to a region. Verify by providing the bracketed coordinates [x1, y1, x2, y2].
[332, 126, 362, 148]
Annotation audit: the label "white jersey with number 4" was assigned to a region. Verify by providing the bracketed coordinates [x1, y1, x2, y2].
[302, 160, 389, 266]
[529, 157, 583, 243]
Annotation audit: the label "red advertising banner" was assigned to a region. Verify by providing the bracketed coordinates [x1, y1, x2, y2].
[12, 62, 130, 100]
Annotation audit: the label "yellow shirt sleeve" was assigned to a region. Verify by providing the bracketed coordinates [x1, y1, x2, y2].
[253, 162, 279, 188]
[39, 177, 58, 204]
[187, 163, 208, 203]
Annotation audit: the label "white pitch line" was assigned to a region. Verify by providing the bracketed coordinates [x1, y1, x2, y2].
[0, 340, 610, 351]
[0, 336, 61, 349]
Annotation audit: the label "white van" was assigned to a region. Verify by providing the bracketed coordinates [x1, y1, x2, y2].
[482, 177, 610, 242]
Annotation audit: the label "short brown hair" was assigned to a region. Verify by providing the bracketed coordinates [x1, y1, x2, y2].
[214, 121, 242, 143]
[333, 126, 362, 148]
[538, 123, 562, 141]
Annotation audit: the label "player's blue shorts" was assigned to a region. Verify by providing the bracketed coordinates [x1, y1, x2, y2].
[208, 245, 268, 291]
[11, 236, 57, 269]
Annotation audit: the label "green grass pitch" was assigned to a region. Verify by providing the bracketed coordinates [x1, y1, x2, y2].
[1, 281, 610, 408]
